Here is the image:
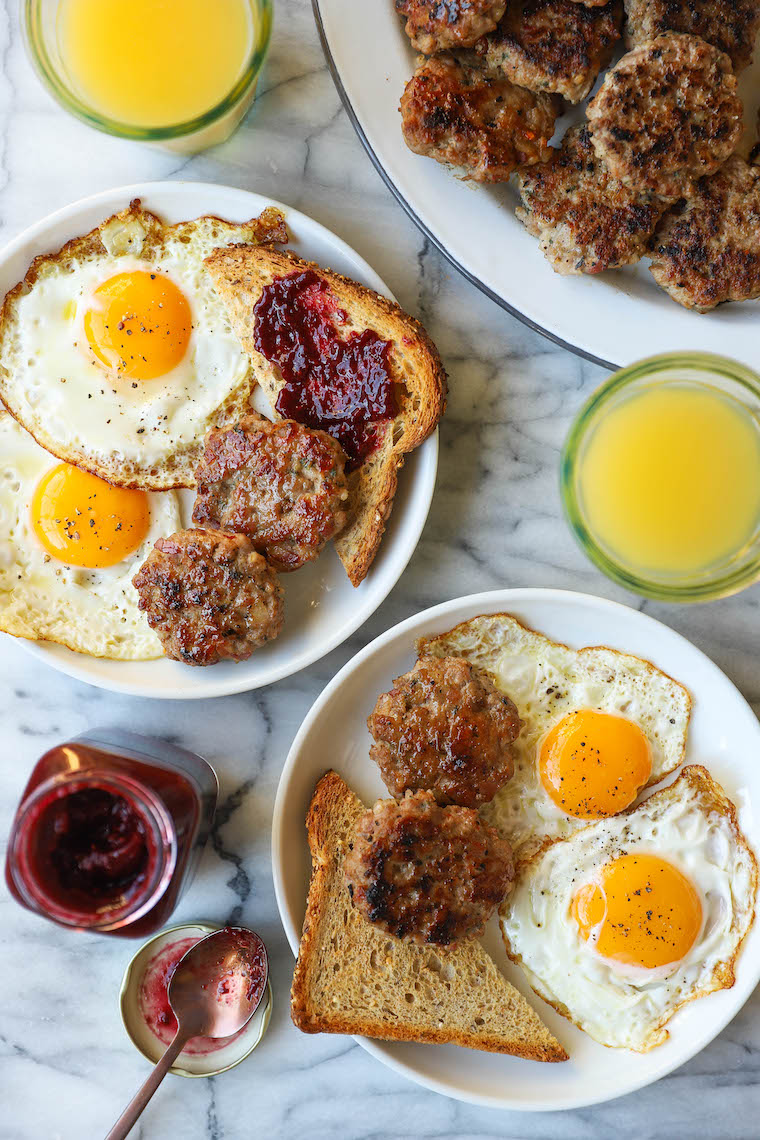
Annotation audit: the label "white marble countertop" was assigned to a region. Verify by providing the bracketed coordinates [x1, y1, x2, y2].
[1, 2, 759, 1137]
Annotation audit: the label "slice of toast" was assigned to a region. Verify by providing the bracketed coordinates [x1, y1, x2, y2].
[204, 246, 447, 586]
[290, 770, 568, 1061]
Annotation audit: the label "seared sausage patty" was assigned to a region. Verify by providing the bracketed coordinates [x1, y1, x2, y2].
[344, 791, 515, 945]
[193, 416, 349, 572]
[400, 54, 560, 181]
[624, 0, 760, 73]
[648, 155, 760, 310]
[396, 0, 507, 52]
[132, 529, 283, 666]
[479, 0, 623, 104]
[368, 655, 521, 807]
[586, 34, 743, 199]
[517, 125, 668, 273]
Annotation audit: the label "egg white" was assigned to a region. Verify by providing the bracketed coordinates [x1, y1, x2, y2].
[420, 614, 691, 855]
[502, 766, 757, 1051]
[0, 410, 181, 660]
[0, 204, 282, 489]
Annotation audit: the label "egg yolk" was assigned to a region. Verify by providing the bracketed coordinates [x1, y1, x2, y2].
[83, 270, 191, 380]
[539, 709, 652, 819]
[31, 463, 150, 569]
[571, 853, 702, 970]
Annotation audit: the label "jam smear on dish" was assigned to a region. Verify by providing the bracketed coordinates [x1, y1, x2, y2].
[253, 270, 397, 468]
[138, 929, 268, 1055]
[39, 788, 148, 906]
[139, 936, 232, 1055]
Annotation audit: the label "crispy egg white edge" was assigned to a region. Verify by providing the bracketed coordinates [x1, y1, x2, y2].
[500, 766, 758, 1052]
[0, 410, 181, 660]
[419, 612, 692, 853]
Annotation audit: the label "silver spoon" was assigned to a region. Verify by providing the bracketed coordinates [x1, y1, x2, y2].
[106, 926, 268, 1140]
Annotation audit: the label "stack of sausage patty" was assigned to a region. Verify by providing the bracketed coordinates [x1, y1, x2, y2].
[397, 0, 760, 311]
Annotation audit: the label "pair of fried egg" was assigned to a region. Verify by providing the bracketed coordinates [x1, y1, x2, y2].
[0, 203, 286, 660]
[421, 615, 757, 1051]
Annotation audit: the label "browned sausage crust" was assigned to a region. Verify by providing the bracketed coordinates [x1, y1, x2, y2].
[193, 416, 349, 572]
[396, 0, 507, 52]
[624, 0, 760, 73]
[516, 125, 668, 273]
[368, 655, 521, 807]
[400, 54, 560, 182]
[586, 34, 743, 200]
[479, 0, 623, 104]
[648, 155, 760, 310]
[132, 529, 283, 666]
[344, 791, 515, 946]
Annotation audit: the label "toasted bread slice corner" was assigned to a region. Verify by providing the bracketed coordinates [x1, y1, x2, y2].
[205, 246, 447, 586]
[290, 770, 568, 1061]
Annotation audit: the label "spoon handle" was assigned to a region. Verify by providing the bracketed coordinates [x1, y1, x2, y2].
[104, 1029, 191, 1140]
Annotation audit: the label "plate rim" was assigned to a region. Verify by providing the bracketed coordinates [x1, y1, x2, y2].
[271, 585, 760, 1110]
[0, 179, 438, 700]
[311, 0, 616, 372]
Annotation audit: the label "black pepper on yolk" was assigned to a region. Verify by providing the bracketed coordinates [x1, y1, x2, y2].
[571, 854, 703, 970]
[31, 463, 150, 569]
[539, 708, 652, 819]
[83, 269, 192, 380]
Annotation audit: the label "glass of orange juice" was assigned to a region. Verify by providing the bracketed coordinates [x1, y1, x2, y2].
[562, 353, 760, 602]
[24, 0, 272, 152]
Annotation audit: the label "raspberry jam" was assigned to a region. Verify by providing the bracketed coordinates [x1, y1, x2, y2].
[34, 787, 149, 911]
[5, 730, 217, 937]
[253, 269, 397, 467]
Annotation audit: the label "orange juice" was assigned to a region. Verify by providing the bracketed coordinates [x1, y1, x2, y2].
[576, 383, 760, 576]
[58, 0, 255, 128]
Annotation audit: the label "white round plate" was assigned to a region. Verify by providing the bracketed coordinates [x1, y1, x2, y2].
[313, 0, 760, 370]
[0, 181, 437, 699]
[272, 588, 760, 1110]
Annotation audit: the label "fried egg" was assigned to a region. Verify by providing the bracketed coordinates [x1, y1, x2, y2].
[0, 202, 287, 490]
[502, 766, 757, 1051]
[0, 410, 181, 659]
[420, 614, 691, 855]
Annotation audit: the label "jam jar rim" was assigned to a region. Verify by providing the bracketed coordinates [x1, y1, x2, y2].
[8, 768, 178, 932]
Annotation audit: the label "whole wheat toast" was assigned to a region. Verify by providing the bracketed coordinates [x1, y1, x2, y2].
[204, 246, 447, 586]
[290, 770, 568, 1060]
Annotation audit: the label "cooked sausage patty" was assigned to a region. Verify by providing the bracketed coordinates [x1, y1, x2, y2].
[517, 125, 669, 273]
[648, 156, 760, 310]
[396, 0, 507, 52]
[400, 54, 560, 181]
[368, 655, 521, 807]
[586, 34, 743, 199]
[624, 0, 760, 73]
[132, 529, 283, 666]
[479, 0, 622, 104]
[193, 416, 349, 573]
[344, 791, 515, 945]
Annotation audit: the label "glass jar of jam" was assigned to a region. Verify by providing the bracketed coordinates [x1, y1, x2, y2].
[5, 729, 218, 937]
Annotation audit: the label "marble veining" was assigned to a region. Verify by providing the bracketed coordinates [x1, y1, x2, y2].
[0, 1, 758, 1136]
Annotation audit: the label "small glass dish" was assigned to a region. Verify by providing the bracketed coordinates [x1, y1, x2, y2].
[561, 352, 760, 603]
[120, 922, 272, 1078]
[23, 0, 272, 152]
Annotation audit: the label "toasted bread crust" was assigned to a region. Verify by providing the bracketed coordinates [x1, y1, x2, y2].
[204, 246, 447, 586]
[290, 770, 567, 1060]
